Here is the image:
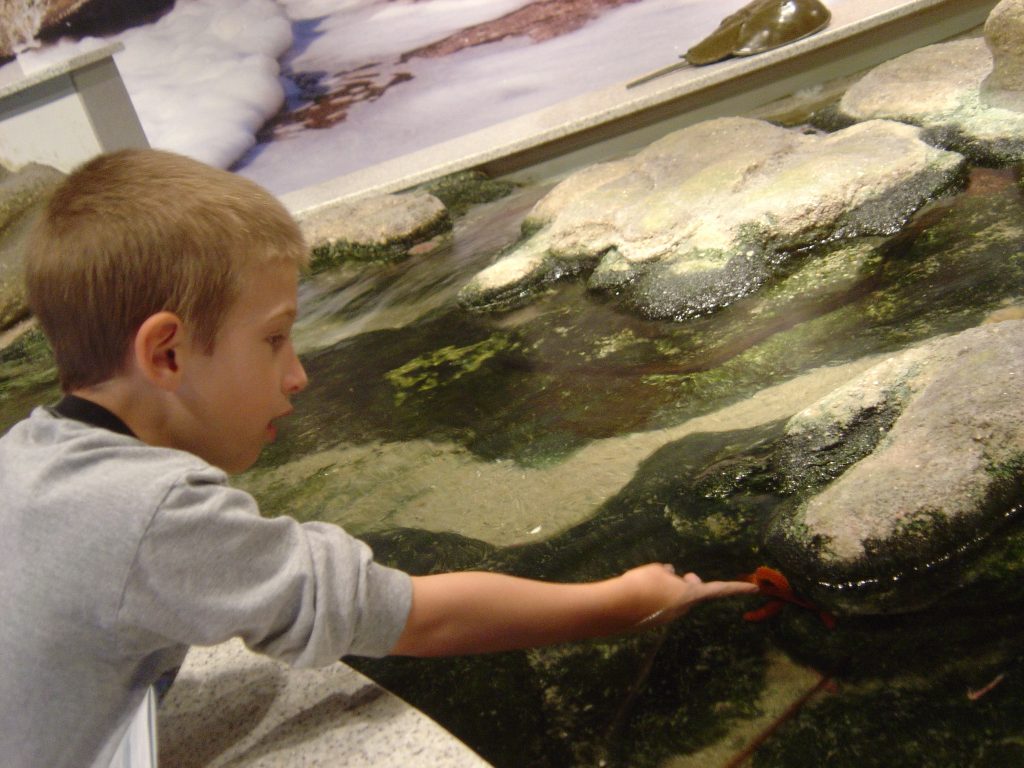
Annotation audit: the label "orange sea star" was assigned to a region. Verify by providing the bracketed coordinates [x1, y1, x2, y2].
[740, 565, 837, 629]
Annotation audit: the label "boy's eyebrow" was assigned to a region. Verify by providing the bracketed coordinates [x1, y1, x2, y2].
[262, 306, 297, 324]
[269, 304, 297, 318]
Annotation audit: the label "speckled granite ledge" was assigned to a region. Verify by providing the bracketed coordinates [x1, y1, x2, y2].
[280, 0, 996, 215]
[158, 639, 491, 767]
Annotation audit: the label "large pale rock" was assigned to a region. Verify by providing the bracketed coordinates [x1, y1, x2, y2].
[840, 0, 1024, 163]
[296, 191, 451, 270]
[767, 320, 1024, 613]
[0, 163, 64, 330]
[985, 0, 1024, 94]
[459, 117, 963, 319]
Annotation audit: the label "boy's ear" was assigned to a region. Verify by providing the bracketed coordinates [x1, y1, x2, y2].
[134, 311, 186, 390]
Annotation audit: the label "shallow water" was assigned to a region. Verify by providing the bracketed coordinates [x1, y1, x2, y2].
[230, 162, 1024, 766]
[2, 128, 1023, 768]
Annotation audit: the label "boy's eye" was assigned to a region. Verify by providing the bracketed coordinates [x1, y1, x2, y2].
[268, 334, 287, 349]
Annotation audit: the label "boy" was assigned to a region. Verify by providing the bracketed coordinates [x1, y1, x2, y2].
[0, 149, 757, 767]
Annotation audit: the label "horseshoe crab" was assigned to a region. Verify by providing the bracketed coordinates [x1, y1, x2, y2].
[627, 0, 832, 88]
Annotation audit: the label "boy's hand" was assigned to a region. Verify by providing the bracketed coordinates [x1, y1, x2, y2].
[618, 563, 760, 630]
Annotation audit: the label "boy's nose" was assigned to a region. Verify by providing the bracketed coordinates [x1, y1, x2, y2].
[284, 352, 308, 395]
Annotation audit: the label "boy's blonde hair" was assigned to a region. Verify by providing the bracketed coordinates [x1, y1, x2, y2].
[25, 149, 309, 392]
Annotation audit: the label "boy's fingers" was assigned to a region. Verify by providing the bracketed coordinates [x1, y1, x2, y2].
[693, 580, 761, 600]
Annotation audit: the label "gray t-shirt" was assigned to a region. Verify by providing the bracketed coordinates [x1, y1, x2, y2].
[0, 406, 413, 768]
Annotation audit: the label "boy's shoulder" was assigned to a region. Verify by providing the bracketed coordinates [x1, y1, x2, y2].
[0, 407, 255, 577]
[2, 405, 227, 491]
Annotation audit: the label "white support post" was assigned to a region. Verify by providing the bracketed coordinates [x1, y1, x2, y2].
[0, 43, 148, 173]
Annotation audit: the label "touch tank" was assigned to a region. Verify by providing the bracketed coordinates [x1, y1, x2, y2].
[1, 2, 1023, 766]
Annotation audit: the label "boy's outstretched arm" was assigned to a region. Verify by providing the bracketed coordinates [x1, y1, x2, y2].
[390, 564, 759, 657]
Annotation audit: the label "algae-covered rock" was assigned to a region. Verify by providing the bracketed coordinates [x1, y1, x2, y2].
[0, 163, 64, 329]
[0, 326, 60, 434]
[416, 169, 518, 218]
[297, 190, 451, 271]
[0, 214, 36, 330]
[459, 117, 964, 320]
[767, 321, 1024, 614]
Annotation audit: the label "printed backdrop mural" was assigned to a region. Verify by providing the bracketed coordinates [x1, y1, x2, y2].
[0, 0, 853, 195]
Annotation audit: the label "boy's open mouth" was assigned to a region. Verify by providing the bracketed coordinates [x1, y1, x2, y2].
[267, 408, 293, 440]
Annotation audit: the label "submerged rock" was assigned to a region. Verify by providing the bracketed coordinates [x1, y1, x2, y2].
[0, 163, 64, 330]
[767, 320, 1024, 614]
[296, 190, 451, 271]
[459, 117, 963, 320]
[838, 0, 1024, 164]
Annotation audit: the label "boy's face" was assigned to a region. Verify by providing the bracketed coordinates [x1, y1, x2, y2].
[175, 261, 308, 473]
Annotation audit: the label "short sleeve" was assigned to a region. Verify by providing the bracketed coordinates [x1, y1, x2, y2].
[117, 467, 413, 666]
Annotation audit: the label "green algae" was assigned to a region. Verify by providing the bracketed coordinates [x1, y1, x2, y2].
[951, 517, 1024, 607]
[752, 653, 1024, 768]
[595, 424, 785, 562]
[308, 220, 452, 271]
[338, 447, 773, 767]
[384, 333, 519, 406]
[350, 652, 562, 767]
[416, 170, 519, 218]
[0, 327, 60, 434]
[988, 453, 1024, 484]
[773, 399, 902, 495]
[359, 526, 497, 575]
[523, 603, 766, 768]
[239, 459, 343, 523]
